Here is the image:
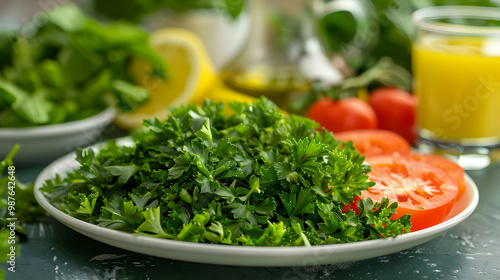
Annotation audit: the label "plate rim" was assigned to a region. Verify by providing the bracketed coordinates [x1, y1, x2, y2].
[33, 140, 480, 267]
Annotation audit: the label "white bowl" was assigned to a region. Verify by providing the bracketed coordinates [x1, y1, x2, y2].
[0, 108, 116, 166]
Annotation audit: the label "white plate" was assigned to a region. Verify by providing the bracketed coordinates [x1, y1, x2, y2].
[0, 108, 115, 166]
[34, 140, 479, 267]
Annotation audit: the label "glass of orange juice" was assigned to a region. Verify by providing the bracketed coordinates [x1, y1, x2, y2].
[412, 6, 500, 169]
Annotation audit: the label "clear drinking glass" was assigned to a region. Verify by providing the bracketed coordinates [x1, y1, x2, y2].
[412, 6, 500, 169]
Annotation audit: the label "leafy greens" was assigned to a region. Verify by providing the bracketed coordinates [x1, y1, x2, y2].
[93, 0, 245, 23]
[1, 146, 46, 277]
[0, 3, 166, 128]
[41, 98, 410, 246]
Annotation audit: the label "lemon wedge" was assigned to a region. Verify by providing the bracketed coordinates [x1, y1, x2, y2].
[114, 28, 217, 130]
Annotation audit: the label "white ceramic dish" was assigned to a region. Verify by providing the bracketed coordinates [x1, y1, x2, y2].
[0, 108, 115, 166]
[34, 140, 479, 267]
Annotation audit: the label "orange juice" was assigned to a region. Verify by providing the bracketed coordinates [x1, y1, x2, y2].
[412, 36, 500, 142]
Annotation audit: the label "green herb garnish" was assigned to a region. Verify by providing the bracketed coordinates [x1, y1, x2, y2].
[41, 98, 410, 246]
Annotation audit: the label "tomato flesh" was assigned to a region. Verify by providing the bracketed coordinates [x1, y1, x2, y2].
[335, 129, 411, 158]
[364, 155, 459, 232]
[410, 153, 466, 200]
[342, 195, 360, 215]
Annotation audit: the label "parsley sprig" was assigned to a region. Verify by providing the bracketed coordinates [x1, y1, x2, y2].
[41, 98, 410, 246]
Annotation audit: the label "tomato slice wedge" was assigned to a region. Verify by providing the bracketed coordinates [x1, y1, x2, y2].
[335, 129, 411, 158]
[410, 153, 466, 200]
[363, 155, 459, 232]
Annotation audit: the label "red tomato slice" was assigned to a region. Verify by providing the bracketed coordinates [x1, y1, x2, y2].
[335, 129, 411, 158]
[364, 155, 459, 232]
[410, 153, 466, 200]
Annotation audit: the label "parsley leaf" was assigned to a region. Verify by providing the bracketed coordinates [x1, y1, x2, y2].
[41, 97, 411, 246]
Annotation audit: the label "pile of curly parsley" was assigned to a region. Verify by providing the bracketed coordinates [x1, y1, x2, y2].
[41, 98, 410, 246]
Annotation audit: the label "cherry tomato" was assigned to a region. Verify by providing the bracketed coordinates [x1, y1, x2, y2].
[306, 97, 378, 133]
[410, 153, 466, 200]
[368, 87, 417, 145]
[363, 155, 459, 232]
[335, 129, 411, 158]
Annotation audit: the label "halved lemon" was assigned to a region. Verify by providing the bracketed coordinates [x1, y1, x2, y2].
[114, 28, 217, 130]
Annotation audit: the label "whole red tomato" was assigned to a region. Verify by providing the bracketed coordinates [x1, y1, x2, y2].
[306, 97, 378, 133]
[368, 87, 417, 145]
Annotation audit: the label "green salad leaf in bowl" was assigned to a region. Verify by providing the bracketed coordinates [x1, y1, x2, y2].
[0, 3, 166, 128]
[40, 98, 410, 246]
[0, 3, 167, 165]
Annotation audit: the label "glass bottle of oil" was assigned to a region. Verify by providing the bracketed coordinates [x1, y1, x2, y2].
[221, 0, 371, 109]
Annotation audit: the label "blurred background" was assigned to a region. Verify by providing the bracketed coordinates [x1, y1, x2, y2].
[2, 0, 499, 80]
